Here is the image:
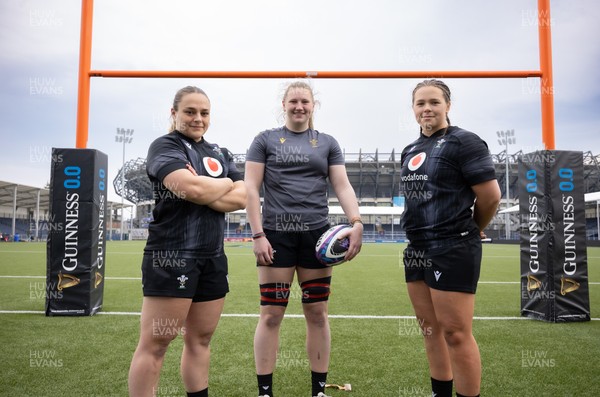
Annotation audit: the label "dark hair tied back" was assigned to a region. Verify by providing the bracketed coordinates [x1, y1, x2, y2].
[412, 79, 452, 126]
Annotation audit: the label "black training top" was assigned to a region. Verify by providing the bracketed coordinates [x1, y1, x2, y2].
[399, 126, 496, 246]
[144, 131, 243, 257]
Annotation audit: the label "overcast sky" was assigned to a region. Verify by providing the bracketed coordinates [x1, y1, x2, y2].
[1, 0, 599, 205]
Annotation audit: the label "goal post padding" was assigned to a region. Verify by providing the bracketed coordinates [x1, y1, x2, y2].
[519, 150, 590, 322]
[46, 148, 108, 316]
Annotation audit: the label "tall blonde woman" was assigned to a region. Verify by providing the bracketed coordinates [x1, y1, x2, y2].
[245, 81, 363, 397]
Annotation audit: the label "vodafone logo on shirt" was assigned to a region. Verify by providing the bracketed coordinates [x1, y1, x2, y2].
[408, 152, 427, 171]
[203, 157, 223, 177]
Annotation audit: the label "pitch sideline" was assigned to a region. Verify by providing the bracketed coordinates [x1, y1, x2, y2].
[2, 275, 600, 286]
[1, 310, 598, 321]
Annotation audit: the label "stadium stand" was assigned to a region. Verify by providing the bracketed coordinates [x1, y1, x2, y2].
[0, 181, 130, 241]
[3, 150, 600, 241]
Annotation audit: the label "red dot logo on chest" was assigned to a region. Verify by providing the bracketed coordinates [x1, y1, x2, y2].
[207, 158, 219, 171]
[408, 152, 427, 171]
[203, 157, 223, 177]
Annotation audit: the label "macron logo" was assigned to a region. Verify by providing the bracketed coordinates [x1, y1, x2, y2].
[434, 271, 442, 282]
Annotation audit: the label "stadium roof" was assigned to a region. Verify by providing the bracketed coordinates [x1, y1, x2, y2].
[0, 181, 50, 213]
[0, 180, 131, 215]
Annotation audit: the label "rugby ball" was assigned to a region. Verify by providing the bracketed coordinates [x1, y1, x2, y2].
[315, 224, 352, 266]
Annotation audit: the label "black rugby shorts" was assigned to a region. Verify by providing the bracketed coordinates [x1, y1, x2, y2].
[260, 225, 330, 269]
[403, 236, 482, 293]
[142, 253, 229, 301]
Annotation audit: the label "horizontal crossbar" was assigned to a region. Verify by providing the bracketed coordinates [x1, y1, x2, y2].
[89, 70, 543, 79]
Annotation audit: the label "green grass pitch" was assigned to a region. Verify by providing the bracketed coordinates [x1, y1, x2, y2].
[0, 241, 598, 396]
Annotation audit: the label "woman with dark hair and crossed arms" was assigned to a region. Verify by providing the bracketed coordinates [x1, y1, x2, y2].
[128, 86, 246, 397]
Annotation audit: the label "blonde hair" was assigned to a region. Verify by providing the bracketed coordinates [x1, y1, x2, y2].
[168, 86, 209, 133]
[281, 81, 318, 130]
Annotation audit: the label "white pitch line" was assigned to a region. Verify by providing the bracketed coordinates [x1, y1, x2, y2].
[479, 281, 519, 284]
[103, 277, 141, 280]
[1, 275, 600, 285]
[0, 275, 142, 280]
[0, 310, 598, 321]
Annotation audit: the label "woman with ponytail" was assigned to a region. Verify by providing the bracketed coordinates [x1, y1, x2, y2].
[128, 86, 246, 397]
[399, 79, 500, 397]
[245, 80, 363, 397]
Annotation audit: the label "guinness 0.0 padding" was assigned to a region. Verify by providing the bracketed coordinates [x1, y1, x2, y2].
[519, 150, 590, 322]
[46, 149, 108, 316]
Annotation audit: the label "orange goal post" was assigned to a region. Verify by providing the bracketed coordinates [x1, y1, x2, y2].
[75, 0, 556, 150]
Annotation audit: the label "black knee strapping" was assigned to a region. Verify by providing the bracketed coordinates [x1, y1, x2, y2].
[301, 277, 331, 304]
[259, 282, 291, 306]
